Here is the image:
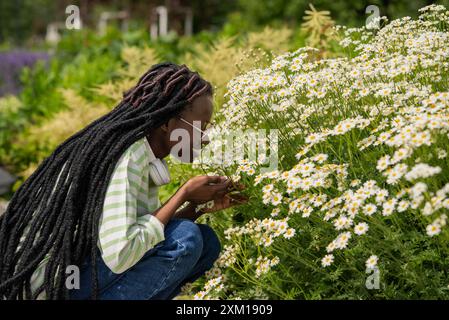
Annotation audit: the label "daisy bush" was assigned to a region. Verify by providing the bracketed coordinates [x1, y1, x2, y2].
[186, 5, 449, 299]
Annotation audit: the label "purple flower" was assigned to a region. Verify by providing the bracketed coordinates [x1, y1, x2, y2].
[0, 50, 50, 97]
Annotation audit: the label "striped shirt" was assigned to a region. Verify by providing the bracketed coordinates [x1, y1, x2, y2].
[27, 137, 166, 299]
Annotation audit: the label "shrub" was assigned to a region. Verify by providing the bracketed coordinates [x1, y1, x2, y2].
[187, 4, 449, 299]
[0, 50, 49, 97]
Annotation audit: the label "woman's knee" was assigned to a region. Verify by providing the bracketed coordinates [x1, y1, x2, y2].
[170, 218, 204, 261]
[197, 224, 221, 263]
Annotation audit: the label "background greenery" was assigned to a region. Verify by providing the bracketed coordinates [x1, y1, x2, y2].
[1, 0, 448, 300]
[3, 0, 442, 204]
[2, 0, 449, 45]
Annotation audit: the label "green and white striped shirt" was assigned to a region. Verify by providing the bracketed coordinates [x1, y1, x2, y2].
[98, 137, 165, 272]
[28, 137, 166, 299]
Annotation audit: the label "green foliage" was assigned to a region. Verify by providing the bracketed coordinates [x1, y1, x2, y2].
[184, 5, 449, 300]
[234, 0, 449, 27]
[0, 0, 56, 44]
[19, 60, 64, 120]
[7, 2, 449, 301]
[0, 96, 25, 169]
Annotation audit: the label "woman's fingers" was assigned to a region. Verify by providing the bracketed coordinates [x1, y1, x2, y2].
[205, 175, 228, 184]
[222, 193, 248, 208]
[194, 176, 246, 203]
[229, 193, 249, 204]
[210, 179, 232, 194]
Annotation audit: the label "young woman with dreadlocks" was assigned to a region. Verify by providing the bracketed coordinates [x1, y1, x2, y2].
[0, 62, 246, 300]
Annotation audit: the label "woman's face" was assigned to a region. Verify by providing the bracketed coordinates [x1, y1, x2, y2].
[165, 94, 214, 162]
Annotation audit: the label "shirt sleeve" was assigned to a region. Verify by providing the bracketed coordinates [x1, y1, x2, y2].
[98, 147, 165, 274]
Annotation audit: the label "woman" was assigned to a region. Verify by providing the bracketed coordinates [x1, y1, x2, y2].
[0, 63, 245, 300]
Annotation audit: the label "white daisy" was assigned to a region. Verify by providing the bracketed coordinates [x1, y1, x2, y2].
[283, 228, 296, 239]
[354, 222, 369, 235]
[426, 223, 441, 237]
[365, 255, 378, 269]
[363, 204, 377, 216]
[321, 254, 334, 267]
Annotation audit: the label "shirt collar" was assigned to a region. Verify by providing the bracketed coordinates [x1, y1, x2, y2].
[143, 137, 158, 163]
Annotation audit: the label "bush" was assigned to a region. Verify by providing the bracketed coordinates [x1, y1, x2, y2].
[186, 4, 449, 299]
[0, 50, 49, 97]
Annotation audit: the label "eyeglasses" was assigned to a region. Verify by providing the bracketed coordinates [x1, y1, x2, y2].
[179, 117, 213, 135]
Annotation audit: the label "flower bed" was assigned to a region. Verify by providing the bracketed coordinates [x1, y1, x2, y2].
[188, 5, 449, 299]
[0, 50, 49, 97]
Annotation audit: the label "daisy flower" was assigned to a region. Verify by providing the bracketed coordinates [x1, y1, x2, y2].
[271, 208, 280, 217]
[426, 223, 441, 237]
[271, 192, 283, 206]
[354, 222, 369, 235]
[335, 232, 352, 249]
[194, 291, 207, 300]
[283, 228, 296, 239]
[363, 204, 377, 216]
[321, 254, 334, 267]
[397, 200, 410, 212]
[365, 255, 378, 269]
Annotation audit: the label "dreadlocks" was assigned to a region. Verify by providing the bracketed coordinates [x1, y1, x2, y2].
[0, 62, 213, 300]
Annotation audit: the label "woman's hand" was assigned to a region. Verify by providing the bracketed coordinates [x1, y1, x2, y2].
[174, 179, 247, 221]
[179, 175, 231, 204]
[200, 192, 248, 213]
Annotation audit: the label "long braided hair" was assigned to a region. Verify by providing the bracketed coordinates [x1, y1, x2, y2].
[0, 62, 213, 300]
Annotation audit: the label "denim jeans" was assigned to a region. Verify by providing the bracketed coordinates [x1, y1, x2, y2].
[69, 218, 221, 300]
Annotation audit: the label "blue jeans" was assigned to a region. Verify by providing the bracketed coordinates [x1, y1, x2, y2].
[69, 218, 221, 300]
